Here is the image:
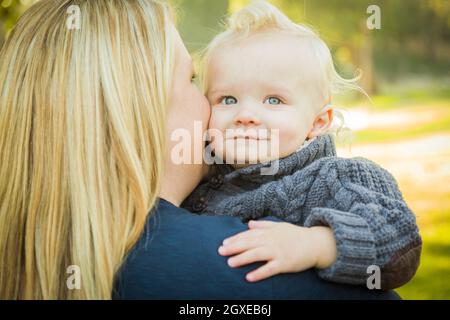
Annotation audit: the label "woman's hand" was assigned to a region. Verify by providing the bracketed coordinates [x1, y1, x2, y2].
[218, 220, 337, 282]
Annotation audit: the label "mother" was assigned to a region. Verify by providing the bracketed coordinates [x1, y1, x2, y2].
[0, 0, 397, 299]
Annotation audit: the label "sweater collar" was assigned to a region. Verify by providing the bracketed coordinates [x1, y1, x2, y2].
[216, 134, 337, 183]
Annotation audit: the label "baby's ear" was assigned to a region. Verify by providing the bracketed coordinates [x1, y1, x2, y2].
[307, 108, 334, 139]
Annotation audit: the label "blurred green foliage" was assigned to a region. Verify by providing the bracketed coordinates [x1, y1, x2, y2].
[1, 0, 449, 94]
[0, 0, 37, 44]
[172, 0, 450, 95]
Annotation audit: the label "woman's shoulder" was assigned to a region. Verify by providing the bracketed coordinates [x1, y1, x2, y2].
[129, 199, 251, 255]
[113, 199, 401, 299]
[156, 198, 248, 231]
[113, 198, 275, 299]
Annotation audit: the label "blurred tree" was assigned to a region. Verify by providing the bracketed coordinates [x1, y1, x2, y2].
[171, 0, 228, 53]
[228, 0, 379, 93]
[0, 0, 38, 46]
[1, 0, 448, 92]
[228, 0, 450, 94]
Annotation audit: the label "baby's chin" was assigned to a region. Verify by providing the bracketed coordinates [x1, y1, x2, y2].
[212, 139, 304, 167]
[214, 145, 279, 167]
[212, 153, 263, 167]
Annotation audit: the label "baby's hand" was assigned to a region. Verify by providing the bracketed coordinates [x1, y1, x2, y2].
[218, 220, 336, 282]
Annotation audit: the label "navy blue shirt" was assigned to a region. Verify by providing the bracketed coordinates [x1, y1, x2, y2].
[113, 199, 400, 299]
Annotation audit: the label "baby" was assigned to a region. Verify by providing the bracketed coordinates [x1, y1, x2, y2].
[182, 2, 422, 289]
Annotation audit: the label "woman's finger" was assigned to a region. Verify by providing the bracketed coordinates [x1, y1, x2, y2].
[246, 260, 281, 282]
[227, 247, 272, 268]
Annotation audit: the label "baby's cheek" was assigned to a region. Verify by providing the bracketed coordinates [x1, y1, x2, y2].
[208, 113, 217, 131]
[277, 125, 307, 155]
[208, 110, 223, 131]
[279, 126, 299, 140]
[206, 112, 225, 157]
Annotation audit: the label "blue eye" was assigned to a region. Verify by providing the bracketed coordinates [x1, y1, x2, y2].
[220, 96, 238, 105]
[264, 97, 282, 105]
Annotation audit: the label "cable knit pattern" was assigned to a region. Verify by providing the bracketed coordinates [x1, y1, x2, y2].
[182, 134, 422, 289]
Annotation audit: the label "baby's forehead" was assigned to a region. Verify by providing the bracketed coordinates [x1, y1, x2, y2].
[215, 32, 316, 60]
[208, 32, 320, 84]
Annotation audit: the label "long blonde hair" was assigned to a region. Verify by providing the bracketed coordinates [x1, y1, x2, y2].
[0, 0, 174, 299]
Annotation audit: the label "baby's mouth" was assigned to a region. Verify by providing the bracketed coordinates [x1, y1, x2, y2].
[231, 136, 269, 141]
[225, 129, 271, 141]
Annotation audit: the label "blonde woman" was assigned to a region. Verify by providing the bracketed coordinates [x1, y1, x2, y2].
[0, 0, 399, 299]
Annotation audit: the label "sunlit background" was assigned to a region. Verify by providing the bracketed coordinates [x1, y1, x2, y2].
[1, 0, 449, 299]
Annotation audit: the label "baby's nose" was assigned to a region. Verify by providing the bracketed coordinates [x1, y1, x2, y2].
[233, 108, 262, 126]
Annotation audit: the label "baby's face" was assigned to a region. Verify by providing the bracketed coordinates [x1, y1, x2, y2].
[206, 32, 324, 165]
[206, 33, 324, 163]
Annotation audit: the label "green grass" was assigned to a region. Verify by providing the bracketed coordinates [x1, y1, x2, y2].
[397, 209, 450, 299]
[353, 115, 450, 144]
[369, 89, 450, 111]
[335, 87, 450, 111]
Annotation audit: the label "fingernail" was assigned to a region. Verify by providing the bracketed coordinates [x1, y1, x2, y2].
[218, 246, 226, 255]
[223, 239, 229, 245]
[228, 259, 235, 267]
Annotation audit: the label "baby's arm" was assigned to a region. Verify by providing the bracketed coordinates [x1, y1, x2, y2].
[300, 157, 422, 289]
[220, 157, 422, 288]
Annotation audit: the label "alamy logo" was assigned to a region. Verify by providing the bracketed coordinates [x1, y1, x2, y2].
[366, 265, 381, 289]
[66, 265, 81, 290]
[367, 5, 381, 30]
[66, 5, 81, 30]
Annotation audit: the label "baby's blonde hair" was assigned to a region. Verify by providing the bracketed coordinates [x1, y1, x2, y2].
[201, 0, 365, 139]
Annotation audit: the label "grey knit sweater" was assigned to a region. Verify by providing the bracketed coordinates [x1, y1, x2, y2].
[182, 134, 422, 289]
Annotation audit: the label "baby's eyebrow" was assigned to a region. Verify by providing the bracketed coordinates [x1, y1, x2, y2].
[260, 81, 292, 93]
[268, 89, 291, 97]
[261, 84, 292, 96]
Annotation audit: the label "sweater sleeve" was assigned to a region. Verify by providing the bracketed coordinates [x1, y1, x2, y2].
[302, 157, 422, 289]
